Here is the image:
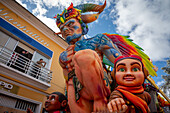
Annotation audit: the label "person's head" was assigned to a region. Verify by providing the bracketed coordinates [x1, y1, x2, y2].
[112, 55, 148, 87]
[54, 1, 106, 44]
[22, 51, 25, 54]
[40, 59, 43, 61]
[45, 92, 67, 112]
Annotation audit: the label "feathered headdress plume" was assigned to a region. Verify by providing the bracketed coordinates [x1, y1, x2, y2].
[54, 0, 106, 28]
[103, 33, 157, 77]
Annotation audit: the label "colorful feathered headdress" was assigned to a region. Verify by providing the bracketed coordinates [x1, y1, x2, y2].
[54, 0, 106, 28]
[103, 33, 157, 77]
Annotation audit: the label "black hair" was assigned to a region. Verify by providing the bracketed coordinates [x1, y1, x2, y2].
[51, 92, 67, 103]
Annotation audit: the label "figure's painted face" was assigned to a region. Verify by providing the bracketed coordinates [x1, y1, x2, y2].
[45, 94, 61, 112]
[60, 18, 82, 44]
[115, 58, 144, 87]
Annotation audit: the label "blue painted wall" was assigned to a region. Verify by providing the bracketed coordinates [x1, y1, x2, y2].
[0, 18, 53, 58]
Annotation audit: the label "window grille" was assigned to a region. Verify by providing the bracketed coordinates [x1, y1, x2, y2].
[15, 99, 36, 112]
[0, 93, 37, 112]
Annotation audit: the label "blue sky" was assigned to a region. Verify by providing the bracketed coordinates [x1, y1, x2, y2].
[16, 0, 170, 87]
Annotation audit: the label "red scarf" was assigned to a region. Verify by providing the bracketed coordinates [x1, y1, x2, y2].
[116, 86, 149, 113]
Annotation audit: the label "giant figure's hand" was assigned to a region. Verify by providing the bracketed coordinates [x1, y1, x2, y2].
[59, 45, 75, 80]
[107, 98, 128, 113]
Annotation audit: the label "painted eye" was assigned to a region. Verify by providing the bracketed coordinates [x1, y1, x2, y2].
[68, 22, 73, 26]
[68, 9, 72, 12]
[119, 68, 125, 72]
[65, 13, 69, 18]
[51, 98, 55, 101]
[132, 67, 139, 72]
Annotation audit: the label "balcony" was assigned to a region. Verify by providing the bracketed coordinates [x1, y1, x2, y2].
[0, 46, 52, 90]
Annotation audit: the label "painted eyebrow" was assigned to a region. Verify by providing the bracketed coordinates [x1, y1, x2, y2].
[65, 20, 75, 25]
[116, 63, 125, 68]
[60, 20, 75, 29]
[51, 95, 56, 98]
[130, 62, 141, 66]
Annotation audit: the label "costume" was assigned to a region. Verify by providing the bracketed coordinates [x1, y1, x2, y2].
[109, 86, 151, 113]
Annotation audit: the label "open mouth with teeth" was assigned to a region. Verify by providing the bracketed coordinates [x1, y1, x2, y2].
[123, 76, 135, 81]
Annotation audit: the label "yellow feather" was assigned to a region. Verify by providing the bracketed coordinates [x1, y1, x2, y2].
[60, 17, 65, 24]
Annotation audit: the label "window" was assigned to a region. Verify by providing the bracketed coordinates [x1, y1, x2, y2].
[0, 30, 52, 83]
[0, 31, 18, 64]
[0, 30, 10, 51]
[29, 52, 51, 82]
[0, 93, 39, 113]
[32, 52, 49, 68]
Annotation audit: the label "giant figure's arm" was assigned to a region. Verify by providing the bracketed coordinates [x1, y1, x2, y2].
[97, 34, 121, 63]
[59, 45, 90, 113]
[59, 45, 75, 80]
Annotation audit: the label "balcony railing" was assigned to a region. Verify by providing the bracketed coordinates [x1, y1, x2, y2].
[0, 46, 52, 83]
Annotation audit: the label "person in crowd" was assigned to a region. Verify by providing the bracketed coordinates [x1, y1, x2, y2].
[36, 59, 46, 68]
[21, 50, 29, 58]
[33, 59, 46, 79]
[16, 50, 29, 73]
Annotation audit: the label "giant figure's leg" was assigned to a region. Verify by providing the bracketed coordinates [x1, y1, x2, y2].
[67, 80, 93, 113]
[72, 49, 110, 112]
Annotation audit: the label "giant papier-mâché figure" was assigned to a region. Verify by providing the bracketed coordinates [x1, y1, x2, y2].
[54, 0, 157, 112]
[108, 55, 151, 113]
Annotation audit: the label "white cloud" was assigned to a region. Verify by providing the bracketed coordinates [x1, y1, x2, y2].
[36, 15, 60, 33]
[37, 0, 111, 10]
[156, 80, 165, 87]
[22, 0, 114, 13]
[16, 0, 28, 9]
[113, 0, 170, 61]
[32, 3, 47, 16]
[16, 0, 110, 33]
[84, 34, 91, 39]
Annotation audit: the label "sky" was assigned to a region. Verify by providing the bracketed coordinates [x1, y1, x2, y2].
[15, 0, 170, 87]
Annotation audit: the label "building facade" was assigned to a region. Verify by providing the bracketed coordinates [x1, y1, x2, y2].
[0, 0, 68, 112]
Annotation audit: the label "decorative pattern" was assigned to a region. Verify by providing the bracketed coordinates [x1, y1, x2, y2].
[0, 8, 49, 47]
